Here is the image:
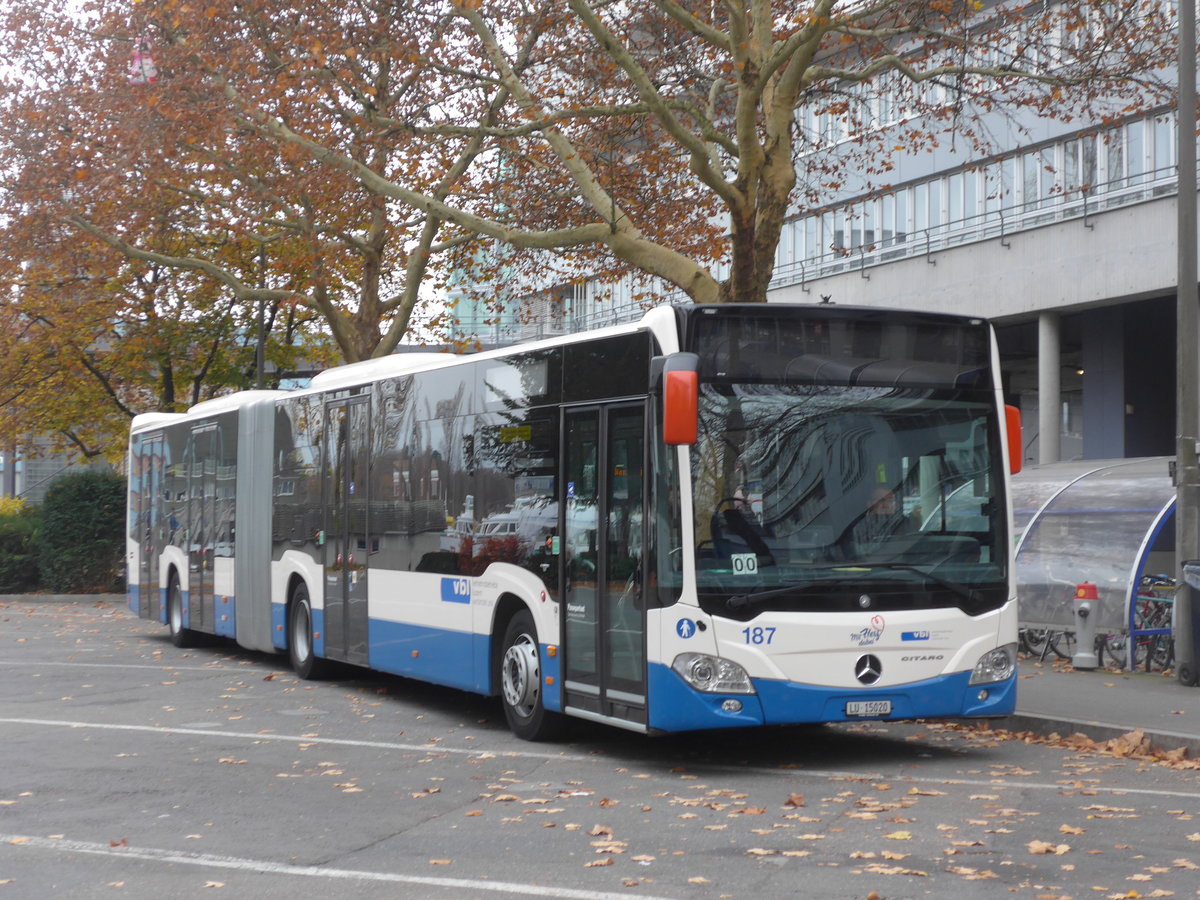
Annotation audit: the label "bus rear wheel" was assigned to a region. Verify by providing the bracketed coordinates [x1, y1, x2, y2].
[499, 609, 563, 742]
[288, 584, 329, 680]
[167, 575, 200, 648]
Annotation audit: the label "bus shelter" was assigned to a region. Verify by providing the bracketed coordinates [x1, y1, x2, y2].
[1014, 457, 1176, 634]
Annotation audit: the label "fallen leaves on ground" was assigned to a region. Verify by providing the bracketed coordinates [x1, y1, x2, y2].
[947, 866, 999, 879]
[862, 863, 928, 876]
[957, 723, 1200, 770]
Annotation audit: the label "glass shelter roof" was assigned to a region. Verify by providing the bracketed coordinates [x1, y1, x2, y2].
[1014, 458, 1176, 631]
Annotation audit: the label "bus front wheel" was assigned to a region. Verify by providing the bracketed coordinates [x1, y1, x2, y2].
[499, 609, 563, 742]
[288, 584, 329, 680]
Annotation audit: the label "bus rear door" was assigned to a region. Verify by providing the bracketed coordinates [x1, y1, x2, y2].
[133, 433, 164, 621]
[322, 396, 371, 667]
[188, 424, 218, 632]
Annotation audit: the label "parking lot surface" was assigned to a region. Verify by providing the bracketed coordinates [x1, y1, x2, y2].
[5, 597, 1200, 899]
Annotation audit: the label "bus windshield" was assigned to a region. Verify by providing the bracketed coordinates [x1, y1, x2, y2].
[690, 382, 1007, 619]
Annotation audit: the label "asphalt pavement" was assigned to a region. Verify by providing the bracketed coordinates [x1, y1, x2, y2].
[8, 593, 1200, 758]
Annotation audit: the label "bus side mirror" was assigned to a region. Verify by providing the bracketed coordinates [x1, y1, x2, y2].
[653, 353, 699, 446]
[1005, 405, 1022, 475]
[664, 370, 698, 445]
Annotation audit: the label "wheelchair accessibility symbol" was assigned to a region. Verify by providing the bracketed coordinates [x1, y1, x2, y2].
[676, 618, 697, 639]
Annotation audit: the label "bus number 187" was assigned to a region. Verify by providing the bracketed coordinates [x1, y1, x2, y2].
[742, 626, 776, 645]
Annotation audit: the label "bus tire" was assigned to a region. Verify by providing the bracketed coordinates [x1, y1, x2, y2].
[499, 609, 564, 742]
[167, 574, 200, 648]
[1176, 657, 1196, 686]
[288, 583, 329, 680]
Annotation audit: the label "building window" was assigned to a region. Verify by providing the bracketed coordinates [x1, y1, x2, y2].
[1127, 119, 1146, 185]
[1153, 115, 1174, 175]
[1105, 129, 1125, 188]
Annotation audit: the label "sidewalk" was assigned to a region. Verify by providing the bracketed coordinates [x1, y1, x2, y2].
[1003, 657, 1200, 757]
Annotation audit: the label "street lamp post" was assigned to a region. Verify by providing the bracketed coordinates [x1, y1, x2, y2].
[1176, 0, 1200, 686]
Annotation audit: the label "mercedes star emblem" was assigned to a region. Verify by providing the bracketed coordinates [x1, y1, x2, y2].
[855, 654, 882, 685]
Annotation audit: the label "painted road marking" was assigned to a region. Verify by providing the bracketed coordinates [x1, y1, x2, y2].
[0, 833, 675, 900]
[0, 717, 596, 762]
[0, 660, 247, 672]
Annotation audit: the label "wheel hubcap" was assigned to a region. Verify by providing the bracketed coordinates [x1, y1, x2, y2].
[292, 603, 311, 662]
[501, 634, 539, 718]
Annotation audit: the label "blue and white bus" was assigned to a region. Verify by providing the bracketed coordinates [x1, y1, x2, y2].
[127, 303, 1023, 740]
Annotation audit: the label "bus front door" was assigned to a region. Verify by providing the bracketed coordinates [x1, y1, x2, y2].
[323, 396, 371, 667]
[562, 403, 647, 729]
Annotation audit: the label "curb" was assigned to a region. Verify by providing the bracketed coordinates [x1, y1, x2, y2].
[997, 712, 1200, 759]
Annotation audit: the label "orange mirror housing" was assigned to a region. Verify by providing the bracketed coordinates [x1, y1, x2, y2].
[663, 369, 698, 445]
[1005, 404, 1022, 475]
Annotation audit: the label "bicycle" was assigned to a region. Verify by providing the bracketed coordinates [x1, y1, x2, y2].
[1020, 625, 1076, 662]
[1096, 574, 1175, 672]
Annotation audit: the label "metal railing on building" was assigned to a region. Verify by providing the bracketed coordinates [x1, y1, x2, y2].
[773, 163, 1182, 292]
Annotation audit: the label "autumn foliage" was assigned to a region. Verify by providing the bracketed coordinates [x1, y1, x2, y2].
[0, 0, 1179, 459]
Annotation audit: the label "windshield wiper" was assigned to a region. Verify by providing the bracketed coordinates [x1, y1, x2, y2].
[720, 566, 984, 619]
[867, 563, 981, 605]
[722, 565, 985, 612]
[725, 584, 808, 612]
[724, 569, 857, 611]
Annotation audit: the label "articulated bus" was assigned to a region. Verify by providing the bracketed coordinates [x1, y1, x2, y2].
[127, 303, 1023, 740]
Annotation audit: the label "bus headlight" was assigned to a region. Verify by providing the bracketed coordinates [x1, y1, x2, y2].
[671, 653, 755, 694]
[969, 643, 1017, 685]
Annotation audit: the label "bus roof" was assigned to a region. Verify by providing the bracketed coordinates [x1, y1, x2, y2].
[309, 352, 452, 390]
[129, 411, 187, 434]
[294, 305, 683, 396]
[129, 306, 685, 431]
[187, 390, 293, 417]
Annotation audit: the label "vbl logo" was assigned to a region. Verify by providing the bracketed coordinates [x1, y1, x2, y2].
[440, 577, 471, 604]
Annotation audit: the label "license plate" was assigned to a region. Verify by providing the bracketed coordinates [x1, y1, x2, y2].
[846, 700, 892, 717]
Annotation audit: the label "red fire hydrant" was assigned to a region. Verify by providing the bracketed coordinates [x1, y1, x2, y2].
[1072, 582, 1099, 669]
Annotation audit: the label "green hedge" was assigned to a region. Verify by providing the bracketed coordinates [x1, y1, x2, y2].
[37, 470, 127, 593]
[0, 506, 42, 593]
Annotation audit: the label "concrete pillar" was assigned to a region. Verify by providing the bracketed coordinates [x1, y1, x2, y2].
[1038, 312, 1061, 465]
[1082, 307, 1124, 459]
